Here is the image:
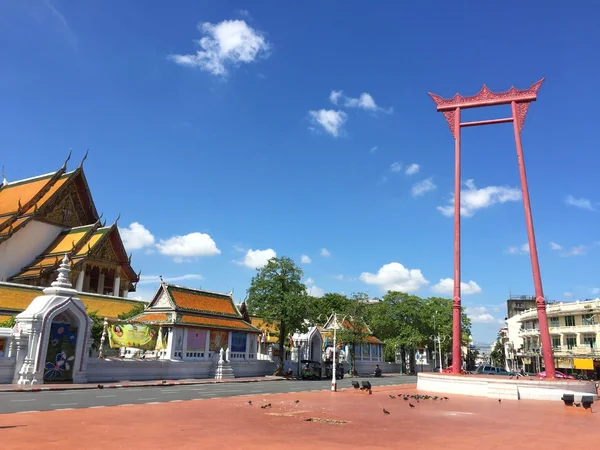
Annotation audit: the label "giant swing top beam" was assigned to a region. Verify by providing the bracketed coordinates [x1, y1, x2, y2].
[429, 78, 545, 136]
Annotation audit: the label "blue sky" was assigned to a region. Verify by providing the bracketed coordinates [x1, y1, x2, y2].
[1, 1, 598, 343]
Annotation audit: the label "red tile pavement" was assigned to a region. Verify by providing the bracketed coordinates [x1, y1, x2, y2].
[1, 383, 598, 449]
[0, 375, 286, 392]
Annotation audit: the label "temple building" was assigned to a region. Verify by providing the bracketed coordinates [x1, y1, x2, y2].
[0, 155, 143, 321]
[131, 282, 262, 361]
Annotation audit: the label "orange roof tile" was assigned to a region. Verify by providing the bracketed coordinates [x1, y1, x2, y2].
[47, 230, 89, 255]
[0, 173, 70, 218]
[134, 312, 168, 322]
[75, 228, 107, 256]
[0, 282, 144, 319]
[179, 314, 259, 332]
[167, 286, 238, 316]
[250, 317, 279, 343]
[366, 335, 384, 345]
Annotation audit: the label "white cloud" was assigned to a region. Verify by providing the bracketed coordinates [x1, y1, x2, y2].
[309, 109, 347, 137]
[507, 243, 529, 255]
[437, 179, 521, 217]
[307, 285, 325, 297]
[138, 274, 204, 285]
[411, 178, 437, 197]
[550, 241, 562, 251]
[360, 262, 428, 293]
[168, 20, 270, 77]
[405, 164, 420, 175]
[466, 306, 503, 324]
[431, 278, 482, 296]
[369, 146, 378, 154]
[329, 90, 392, 114]
[390, 162, 402, 172]
[320, 248, 331, 257]
[156, 232, 221, 261]
[562, 245, 586, 257]
[329, 90, 343, 105]
[120, 222, 156, 250]
[565, 195, 595, 211]
[300, 254, 312, 264]
[240, 248, 277, 269]
[232, 245, 246, 253]
[591, 288, 600, 295]
[563, 291, 574, 298]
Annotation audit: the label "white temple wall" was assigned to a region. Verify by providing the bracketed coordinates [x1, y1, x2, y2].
[0, 359, 15, 383]
[0, 220, 64, 281]
[85, 358, 276, 382]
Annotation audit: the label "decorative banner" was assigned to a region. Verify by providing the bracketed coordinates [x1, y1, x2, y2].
[231, 332, 247, 353]
[107, 323, 159, 350]
[209, 330, 229, 352]
[187, 330, 206, 351]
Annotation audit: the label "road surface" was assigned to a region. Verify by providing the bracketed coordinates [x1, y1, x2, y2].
[0, 375, 416, 414]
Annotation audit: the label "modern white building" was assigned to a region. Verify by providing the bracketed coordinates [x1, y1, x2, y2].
[503, 298, 600, 376]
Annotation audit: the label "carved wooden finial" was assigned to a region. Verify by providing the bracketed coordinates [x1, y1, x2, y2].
[62, 148, 73, 171]
[72, 240, 76, 250]
[79, 149, 89, 169]
[128, 252, 132, 264]
[1, 165, 6, 186]
[114, 213, 121, 226]
[17, 198, 22, 211]
[33, 203, 38, 213]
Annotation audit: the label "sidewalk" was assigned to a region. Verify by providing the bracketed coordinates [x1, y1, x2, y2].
[0, 375, 286, 393]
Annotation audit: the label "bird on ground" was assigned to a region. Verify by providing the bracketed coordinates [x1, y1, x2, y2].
[389, 395, 396, 399]
[442, 397, 449, 400]
[498, 399, 501, 403]
[383, 408, 390, 415]
[261, 405, 268, 409]
[575, 402, 581, 407]
[409, 403, 415, 408]
[403, 397, 409, 401]
[267, 403, 272, 408]
[295, 400, 300, 404]
[432, 396, 439, 400]
[248, 400, 252, 405]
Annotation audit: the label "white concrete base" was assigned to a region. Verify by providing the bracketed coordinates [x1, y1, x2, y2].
[0, 358, 16, 384]
[214, 361, 235, 380]
[417, 373, 598, 402]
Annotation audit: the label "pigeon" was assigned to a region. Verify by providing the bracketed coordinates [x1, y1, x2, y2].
[575, 402, 581, 408]
[383, 408, 390, 415]
[267, 403, 272, 408]
[389, 395, 396, 399]
[498, 399, 501, 403]
[432, 396, 439, 400]
[295, 400, 300, 404]
[261, 405, 268, 409]
[409, 403, 415, 408]
[403, 397, 409, 401]
[248, 400, 253, 405]
[443, 397, 449, 400]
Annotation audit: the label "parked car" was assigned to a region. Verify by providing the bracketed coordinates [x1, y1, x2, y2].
[537, 370, 575, 380]
[475, 365, 516, 376]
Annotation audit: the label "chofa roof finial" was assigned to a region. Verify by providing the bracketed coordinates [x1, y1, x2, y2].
[61, 149, 73, 171]
[1, 165, 6, 186]
[79, 149, 89, 169]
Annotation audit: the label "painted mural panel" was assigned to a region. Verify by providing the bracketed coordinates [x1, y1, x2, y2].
[209, 330, 229, 352]
[187, 330, 206, 351]
[44, 323, 77, 383]
[231, 332, 247, 353]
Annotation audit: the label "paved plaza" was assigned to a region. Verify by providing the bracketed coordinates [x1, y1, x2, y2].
[1, 383, 598, 449]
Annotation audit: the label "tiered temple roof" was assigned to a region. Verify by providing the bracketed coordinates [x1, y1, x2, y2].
[132, 283, 261, 333]
[320, 315, 384, 345]
[0, 155, 139, 297]
[250, 316, 280, 343]
[0, 281, 144, 319]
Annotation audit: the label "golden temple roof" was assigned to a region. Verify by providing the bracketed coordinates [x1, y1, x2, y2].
[0, 282, 145, 319]
[151, 284, 241, 317]
[250, 316, 280, 343]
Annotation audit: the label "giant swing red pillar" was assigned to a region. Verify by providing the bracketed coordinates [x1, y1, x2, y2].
[429, 79, 556, 378]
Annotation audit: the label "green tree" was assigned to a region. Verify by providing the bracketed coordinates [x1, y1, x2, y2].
[490, 339, 506, 367]
[86, 310, 106, 351]
[307, 292, 352, 324]
[0, 316, 16, 328]
[118, 302, 146, 320]
[246, 256, 309, 376]
[335, 293, 371, 376]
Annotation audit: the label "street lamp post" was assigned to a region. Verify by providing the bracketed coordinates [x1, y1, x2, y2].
[331, 312, 338, 392]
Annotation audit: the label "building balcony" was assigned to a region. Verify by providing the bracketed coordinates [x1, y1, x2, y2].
[548, 324, 600, 334]
[518, 328, 540, 337]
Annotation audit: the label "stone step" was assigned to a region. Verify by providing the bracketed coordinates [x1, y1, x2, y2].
[212, 361, 236, 379]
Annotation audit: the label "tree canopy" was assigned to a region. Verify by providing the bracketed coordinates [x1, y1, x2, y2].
[246, 256, 309, 375]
